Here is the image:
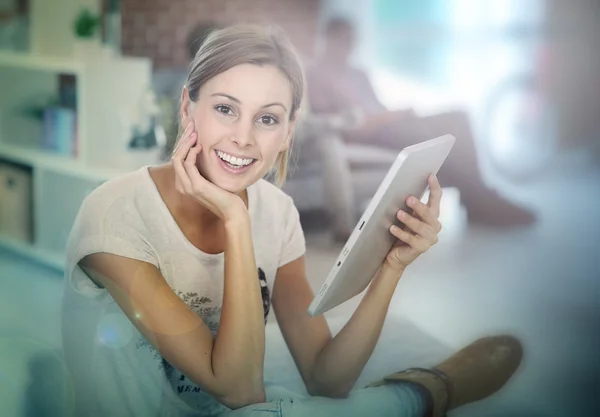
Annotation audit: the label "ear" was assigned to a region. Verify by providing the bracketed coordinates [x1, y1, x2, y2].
[179, 86, 193, 127]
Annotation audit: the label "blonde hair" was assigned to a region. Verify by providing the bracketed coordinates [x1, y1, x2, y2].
[181, 24, 305, 187]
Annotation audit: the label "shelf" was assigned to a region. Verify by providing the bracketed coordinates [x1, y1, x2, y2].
[0, 143, 128, 182]
[0, 51, 84, 75]
[0, 234, 64, 272]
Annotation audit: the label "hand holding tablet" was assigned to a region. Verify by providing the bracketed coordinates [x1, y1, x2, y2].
[308, 134, 456, 317]
[384, 173, 444, 273]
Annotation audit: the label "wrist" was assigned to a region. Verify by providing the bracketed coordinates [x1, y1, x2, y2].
[223, 207, 250, 230]
[380, 261, 406, 280]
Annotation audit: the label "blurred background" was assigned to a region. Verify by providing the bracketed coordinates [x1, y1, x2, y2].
[0, 0, 598, 416]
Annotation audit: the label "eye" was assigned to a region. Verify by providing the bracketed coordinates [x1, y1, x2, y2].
[215, 105, 234, 116]
[257, 115, 279, 126]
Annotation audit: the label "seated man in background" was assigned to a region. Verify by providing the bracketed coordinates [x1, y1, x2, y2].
[305, 17, 536, 232]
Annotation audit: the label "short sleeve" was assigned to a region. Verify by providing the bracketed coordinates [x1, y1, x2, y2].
[64, 194, 159, 299]
[278, 198, 306, 268]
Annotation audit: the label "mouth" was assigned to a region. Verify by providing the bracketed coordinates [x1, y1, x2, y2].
[214, 150, 257, 174]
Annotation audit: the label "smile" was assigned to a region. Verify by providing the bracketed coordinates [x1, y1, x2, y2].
[215, 150, 257, 172]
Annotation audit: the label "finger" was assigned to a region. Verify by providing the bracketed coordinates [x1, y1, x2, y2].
[390, 225, 427, 252]
[172, 126, 195, 157]
[172, 122, 192, 155]
[406, 196, 442, 234]
[172, 134, 197, 193]
[173, 157, 192, 194]
[183, 143, 207, 193]
[427, 174, 443, 217]
[172, 122, 195, 156]
[407, 196, 435, 224]
[397, 209, 436, 241]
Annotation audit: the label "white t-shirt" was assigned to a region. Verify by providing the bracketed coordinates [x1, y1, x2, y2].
[60, 166, 306, 417]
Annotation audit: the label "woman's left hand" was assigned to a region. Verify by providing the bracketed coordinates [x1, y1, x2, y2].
[384, 174, 443, 273]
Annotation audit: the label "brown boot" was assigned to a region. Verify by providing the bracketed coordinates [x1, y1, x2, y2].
[366, 335, 523, 417]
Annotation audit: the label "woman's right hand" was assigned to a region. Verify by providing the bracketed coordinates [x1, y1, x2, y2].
[171, 122, 248, 222]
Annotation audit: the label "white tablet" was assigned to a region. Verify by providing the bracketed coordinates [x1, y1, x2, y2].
[307, 134, 456, 317]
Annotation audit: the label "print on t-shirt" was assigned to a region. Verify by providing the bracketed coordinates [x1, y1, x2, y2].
[136, 266, 272, 395]
[258, 267, 270, 323]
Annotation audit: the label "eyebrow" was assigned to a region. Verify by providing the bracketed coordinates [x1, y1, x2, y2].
[211, 93, 288, 112]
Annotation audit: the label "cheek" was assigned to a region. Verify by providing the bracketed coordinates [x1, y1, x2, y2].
[258, 130, 288, 157]
[193, 112, 226, 144]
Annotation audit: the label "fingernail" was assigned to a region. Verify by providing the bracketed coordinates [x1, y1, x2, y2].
[407, 197, 415, 205]
[398, 210, 406, 218]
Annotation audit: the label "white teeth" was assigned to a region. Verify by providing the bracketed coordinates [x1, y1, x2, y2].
[217, 151, 254, 167]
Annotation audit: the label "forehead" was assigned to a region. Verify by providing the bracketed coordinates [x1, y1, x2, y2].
[200, 64, 292, 107]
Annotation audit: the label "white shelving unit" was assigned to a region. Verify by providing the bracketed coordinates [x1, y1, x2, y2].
[0, 142, 129, 183]
[0, 49, 154, 271]
[0, 51, 84, 75]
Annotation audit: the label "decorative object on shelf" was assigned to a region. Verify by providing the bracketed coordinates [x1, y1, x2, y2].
[73, 8, 101, 59]
[156, 95, 179, 161]
[0, 1, 29, 53]
[42, 106, 77, 156]
[124, 87, 166, 167]
[74, 8, 100, 39]
[102, 0, 121, 55]
[58, 73, 77, 110]
[0, 161, 33, 244]
[18, 95, 58, 122]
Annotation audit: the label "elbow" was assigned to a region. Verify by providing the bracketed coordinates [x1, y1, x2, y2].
[218, 382, 266, 409]
[306, 379, 351, 399]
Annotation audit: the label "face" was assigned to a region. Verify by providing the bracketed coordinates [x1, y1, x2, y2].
[325, 25, 355, 64]
[180, 64, 295, 193]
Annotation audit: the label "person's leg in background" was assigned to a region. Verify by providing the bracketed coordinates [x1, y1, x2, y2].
[343, 110, 536, 227]
[421, 111, 536, 227]
[315, 131, 357, 241]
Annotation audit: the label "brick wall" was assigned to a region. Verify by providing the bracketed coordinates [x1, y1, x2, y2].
[121, 0, 321, 69]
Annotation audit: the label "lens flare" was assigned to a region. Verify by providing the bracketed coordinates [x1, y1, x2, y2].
[96, 313, 134, 349]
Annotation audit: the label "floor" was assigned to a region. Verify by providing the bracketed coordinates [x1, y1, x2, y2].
[1, 149, 599, 417]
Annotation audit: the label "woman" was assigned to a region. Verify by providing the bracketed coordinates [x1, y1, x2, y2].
[61, 25, 522, 417]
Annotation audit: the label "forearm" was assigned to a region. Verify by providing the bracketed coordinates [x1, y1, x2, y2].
[309, 264, 404, 397]
[211, 213, 266, 402]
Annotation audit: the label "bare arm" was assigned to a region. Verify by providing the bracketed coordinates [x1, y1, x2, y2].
[271, 256, 332, 395]
[307, 264, 403, 397]
[274, 176, 443, 398]
[80, 213, 266, 409]
[272, 257, 402, 398]
[212, 214, 266, 403]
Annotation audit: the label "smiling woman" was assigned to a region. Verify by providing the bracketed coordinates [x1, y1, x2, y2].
[61, 23, 522, 417]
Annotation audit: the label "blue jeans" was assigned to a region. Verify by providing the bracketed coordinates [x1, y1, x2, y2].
[219, 383, 427, 417]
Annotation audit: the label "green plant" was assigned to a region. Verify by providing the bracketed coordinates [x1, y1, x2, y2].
[74, 9, 100, 38]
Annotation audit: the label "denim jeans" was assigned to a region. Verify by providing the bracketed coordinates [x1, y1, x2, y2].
[219, 382, 427, 417]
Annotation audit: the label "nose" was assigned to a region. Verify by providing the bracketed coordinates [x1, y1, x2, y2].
[231, 119, 255, 148]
